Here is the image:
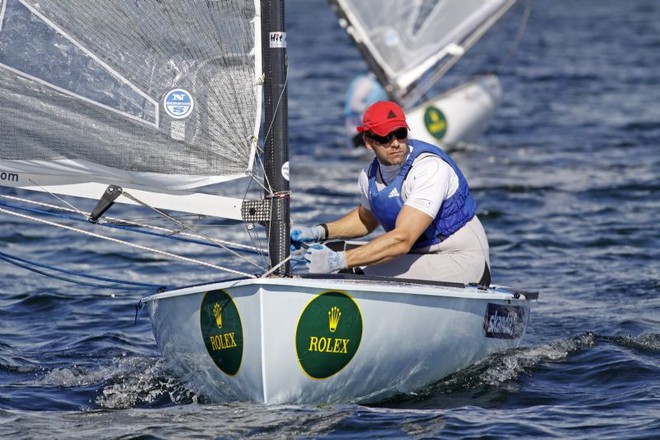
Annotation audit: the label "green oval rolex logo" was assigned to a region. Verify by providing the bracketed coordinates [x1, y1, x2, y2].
[423, 105, 447, 140]
[296, 291, 363, 379]
[200, 289, 243, 376]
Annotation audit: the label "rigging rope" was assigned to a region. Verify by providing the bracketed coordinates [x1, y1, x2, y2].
[0, 193, 264, 255]
[0, 250, 166, 292]
[120, 190, 267, 271]
[0, 205, 257, 278]
[0, 193, 267, 259]
[495, 3, 532, 73]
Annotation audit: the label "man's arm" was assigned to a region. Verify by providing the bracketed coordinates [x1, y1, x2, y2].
[325, 206, 379, 239]
[343, 204, 434, 268]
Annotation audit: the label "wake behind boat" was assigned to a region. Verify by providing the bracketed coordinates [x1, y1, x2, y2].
[0, 0, 537, 404]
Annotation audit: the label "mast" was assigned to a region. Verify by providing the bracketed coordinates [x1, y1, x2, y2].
[261, 0, 290, 276]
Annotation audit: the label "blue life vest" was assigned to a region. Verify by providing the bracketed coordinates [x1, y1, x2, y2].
[367, 140, 476, 249]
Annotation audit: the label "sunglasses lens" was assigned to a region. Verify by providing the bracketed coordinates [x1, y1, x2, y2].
[393, 128, 408, 140]
[368, 128, 408, 144]
[372, 133, 389, 143]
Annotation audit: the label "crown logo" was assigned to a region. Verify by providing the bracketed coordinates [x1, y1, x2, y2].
[328, 306, 341, 332]
[213, 303, 223, 329]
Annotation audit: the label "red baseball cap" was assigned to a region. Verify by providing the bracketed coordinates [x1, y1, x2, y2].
[356, 101, 409, 136]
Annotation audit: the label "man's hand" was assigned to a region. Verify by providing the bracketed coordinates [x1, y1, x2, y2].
[304, 244, 347, 273]
[290, 224, 326, 250]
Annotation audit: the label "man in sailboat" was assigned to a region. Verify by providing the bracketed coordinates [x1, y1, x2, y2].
[291, 100, 491, 285]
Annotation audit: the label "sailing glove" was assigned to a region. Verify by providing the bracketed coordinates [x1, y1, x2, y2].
[304, 244, 347, 273]
[290, 224, 327, 250]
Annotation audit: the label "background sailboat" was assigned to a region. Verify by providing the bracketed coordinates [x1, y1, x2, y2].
[332, 0, 523, 148]
[0, 0, 536, 404]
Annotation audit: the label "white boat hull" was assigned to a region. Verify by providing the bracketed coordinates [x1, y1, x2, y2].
[144, 275, 533, 404]
[406, 74, 503, 146]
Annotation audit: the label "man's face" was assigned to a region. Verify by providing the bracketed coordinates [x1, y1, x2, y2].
[364, 127, 409, 166]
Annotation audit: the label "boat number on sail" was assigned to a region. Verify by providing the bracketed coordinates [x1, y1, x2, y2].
[200, 289, 244, 376]
[163, 89, 194, 119]
[296, 291, 362, 379]
[483, 303, 527, 339]
[423, 106, 448, 140]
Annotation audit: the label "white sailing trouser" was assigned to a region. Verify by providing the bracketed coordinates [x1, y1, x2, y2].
[362, 216, 490, 284]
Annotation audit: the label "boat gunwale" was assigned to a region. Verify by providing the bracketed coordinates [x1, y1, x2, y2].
[141, 273, 538, 302]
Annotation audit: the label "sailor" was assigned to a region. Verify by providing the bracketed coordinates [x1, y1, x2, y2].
[291, 100, 491, 285]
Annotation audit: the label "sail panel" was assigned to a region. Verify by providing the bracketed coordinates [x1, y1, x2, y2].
[0, 0, 261, 193]
[333, 0, 513, 94]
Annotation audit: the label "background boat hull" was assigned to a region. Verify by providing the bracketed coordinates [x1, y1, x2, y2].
[406, 74, 503, 146]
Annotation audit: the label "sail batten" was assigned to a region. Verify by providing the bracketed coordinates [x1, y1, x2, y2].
[4, 180, 247, 220]
[0, 0, 262, 206]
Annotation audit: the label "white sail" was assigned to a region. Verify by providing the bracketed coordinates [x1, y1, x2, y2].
[331, 0, 515, 104]
[0, 0, 262, 216]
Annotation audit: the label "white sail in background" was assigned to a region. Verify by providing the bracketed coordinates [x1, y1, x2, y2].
[331, 0, 515, 105]
[0, 0, 262, 216]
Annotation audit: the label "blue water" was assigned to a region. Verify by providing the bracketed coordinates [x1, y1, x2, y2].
[1, 0, 659, 438]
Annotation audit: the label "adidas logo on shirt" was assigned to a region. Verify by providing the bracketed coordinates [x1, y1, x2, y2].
[388, 188, 400, 198]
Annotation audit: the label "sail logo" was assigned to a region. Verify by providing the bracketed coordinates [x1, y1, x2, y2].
[296, 291, 363, 379]
[269, 32, 287, 48]
[483, 303, 527, 339]
[163, 89, 194, 119]
[0, 172, 19, 183]
[200, 289, 244, 376]
[423, 106, 448, 140]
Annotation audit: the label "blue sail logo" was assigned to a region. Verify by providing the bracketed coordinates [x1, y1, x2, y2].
[163, 89, 194, 119]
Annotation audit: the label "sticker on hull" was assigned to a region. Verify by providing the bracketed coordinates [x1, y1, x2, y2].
[200, 289, 244, 376]
[483, 303, 527, 339]
[296, 291, 363, 379]
[423, 106, 448, 140]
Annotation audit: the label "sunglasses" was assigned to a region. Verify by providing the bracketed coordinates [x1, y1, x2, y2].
[366, 127, 408, 144]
